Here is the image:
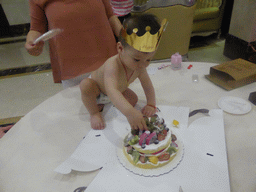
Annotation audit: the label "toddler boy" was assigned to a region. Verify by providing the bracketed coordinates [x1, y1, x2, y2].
[80, 14, 167, 130]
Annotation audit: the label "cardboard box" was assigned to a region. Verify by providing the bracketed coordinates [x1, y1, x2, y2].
[205, 58, 256, 90]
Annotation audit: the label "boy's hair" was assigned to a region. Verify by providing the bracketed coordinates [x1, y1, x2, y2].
[119, 14, 161, 49]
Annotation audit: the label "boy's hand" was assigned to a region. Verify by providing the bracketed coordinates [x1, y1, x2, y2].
[141, 105, 157, 117]
[127, 109, 148, 131]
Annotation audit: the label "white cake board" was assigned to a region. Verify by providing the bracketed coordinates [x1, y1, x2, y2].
[55, 105, 230, 192]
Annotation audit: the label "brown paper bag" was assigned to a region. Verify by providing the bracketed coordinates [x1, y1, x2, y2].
[205, 58, 256, 90]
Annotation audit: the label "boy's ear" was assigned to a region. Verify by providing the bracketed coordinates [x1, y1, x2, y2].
[117, 42, 124, 53]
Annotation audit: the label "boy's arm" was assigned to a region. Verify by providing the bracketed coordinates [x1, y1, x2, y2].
[104, 63, 147, 130]
[138, 68, 157, 116]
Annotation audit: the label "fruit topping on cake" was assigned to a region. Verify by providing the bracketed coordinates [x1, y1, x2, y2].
[123, 113, 179, 168]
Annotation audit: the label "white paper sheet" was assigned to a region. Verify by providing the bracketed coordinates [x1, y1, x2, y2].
[86, 161, 179, 192]
[147, 66, 158, 75]
[54, 105, 189, 174]
[55, 106, 230, 192]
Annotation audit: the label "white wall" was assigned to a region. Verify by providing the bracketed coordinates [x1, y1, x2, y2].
[229, 0, 256, 42]
[1, 0, 30, 25]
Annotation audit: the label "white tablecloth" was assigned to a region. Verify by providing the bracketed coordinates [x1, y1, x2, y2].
[0, 62, 255, 192]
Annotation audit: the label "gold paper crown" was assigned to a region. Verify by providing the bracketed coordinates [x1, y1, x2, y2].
[121, 18, 167, 52]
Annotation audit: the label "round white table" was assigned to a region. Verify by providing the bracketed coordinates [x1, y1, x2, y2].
[0, 62, 255, 192]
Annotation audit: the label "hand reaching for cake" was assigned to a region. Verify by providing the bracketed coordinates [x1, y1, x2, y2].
[122, 113, 180, 169]
[141, 104, 157, 117]
[127, 109, 148, 131]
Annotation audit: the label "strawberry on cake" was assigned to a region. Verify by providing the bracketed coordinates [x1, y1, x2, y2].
[123, 114, 179, 169]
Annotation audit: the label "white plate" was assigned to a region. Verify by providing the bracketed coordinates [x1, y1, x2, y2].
[218, 96, 252, 115]
[33, 29, 63, 44]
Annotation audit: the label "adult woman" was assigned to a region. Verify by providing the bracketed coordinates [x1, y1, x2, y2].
[25, 0, 122, 88]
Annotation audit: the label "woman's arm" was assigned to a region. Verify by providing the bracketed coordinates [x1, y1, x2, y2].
[25, 0, 48, 56]
[29, 0, 48, 33]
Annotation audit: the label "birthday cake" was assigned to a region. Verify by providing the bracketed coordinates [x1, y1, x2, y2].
[123, 114, 179, 169]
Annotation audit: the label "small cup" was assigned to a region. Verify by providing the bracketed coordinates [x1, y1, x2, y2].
[171, 52, 182, 70]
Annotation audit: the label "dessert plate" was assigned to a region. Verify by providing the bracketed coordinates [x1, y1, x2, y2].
[218, 96, 252, 115]
[33, 28, 63, 44]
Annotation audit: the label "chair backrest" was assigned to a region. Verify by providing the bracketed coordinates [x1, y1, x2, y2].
[196, 0, 222, 9]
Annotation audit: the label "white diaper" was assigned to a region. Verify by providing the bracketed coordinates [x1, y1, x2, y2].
[88, 75, 111, 104]
[97, 92, 111, 104]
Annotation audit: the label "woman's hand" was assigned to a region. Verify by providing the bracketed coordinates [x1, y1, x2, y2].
[25, 41, 44, 56]
[25, 30, 44, 56]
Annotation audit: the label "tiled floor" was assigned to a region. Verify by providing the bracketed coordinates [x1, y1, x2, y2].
[0, 40, 63, 120]
[0, 34, 231, 122]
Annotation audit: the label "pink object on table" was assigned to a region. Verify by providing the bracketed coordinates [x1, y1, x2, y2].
[171, 52, 182, 70]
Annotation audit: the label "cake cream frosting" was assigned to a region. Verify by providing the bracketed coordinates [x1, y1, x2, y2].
[123, 114, 179, 169]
